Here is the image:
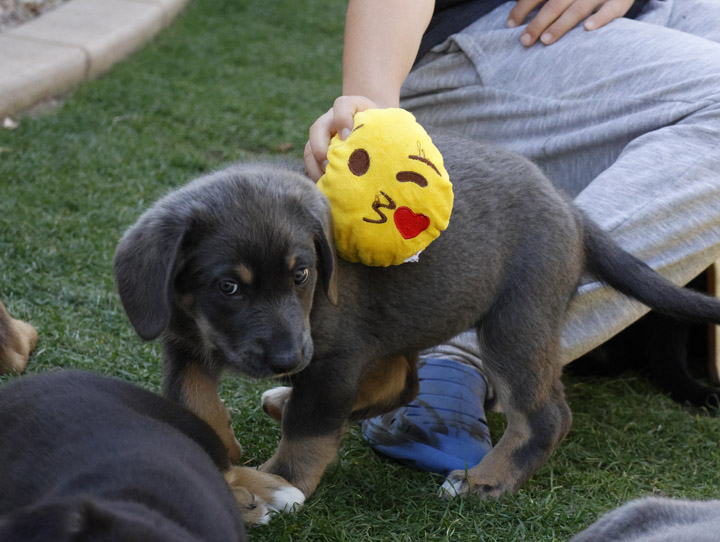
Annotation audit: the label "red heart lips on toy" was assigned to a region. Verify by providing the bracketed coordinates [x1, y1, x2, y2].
[394, 207, 430, 239]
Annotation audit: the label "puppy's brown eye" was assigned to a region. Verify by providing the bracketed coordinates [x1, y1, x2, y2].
[219, 280, 240, 297]
[294, 268, 309, 285]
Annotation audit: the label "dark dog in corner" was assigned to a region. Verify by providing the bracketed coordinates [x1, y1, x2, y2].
[0, 370, 301, 539]
[569, 276, 720, 408]
[572, 496, 720, 542]
[0, 299, 37, 374]
[113, 132, 720, 503]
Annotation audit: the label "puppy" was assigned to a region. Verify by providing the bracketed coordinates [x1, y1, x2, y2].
[113, 133, 720, 502]
[0, 299, 37, 374]
[572, 497, 720, 542]
[0, 370, 302, 538]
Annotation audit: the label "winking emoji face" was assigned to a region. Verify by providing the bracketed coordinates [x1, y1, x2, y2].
[317, 108, 454, 267]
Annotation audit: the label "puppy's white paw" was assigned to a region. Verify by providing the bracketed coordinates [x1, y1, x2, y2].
[439, 474, 468, 499]
[261, 386, 292, 421]
[266, 484, 305, 514]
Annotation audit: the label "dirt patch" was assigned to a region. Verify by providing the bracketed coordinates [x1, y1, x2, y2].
[0, 0, 69, 31]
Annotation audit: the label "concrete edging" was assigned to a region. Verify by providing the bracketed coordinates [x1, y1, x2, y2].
[0, 0, 189, 118]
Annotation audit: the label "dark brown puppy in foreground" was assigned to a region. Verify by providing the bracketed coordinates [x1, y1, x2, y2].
[0, 369, 304, 538]
[0, 370, 247, 541]
[114, 133, 720, 505]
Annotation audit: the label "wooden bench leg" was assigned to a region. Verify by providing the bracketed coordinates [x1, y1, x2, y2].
[709, 261, 720, 384]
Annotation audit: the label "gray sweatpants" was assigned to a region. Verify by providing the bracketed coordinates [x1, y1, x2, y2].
[402, 0, 720, 368]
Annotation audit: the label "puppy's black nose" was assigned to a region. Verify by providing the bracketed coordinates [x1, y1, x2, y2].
[267, 349, 302, 375]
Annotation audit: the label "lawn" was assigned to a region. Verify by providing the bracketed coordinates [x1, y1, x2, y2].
[1, 0, 719, 540]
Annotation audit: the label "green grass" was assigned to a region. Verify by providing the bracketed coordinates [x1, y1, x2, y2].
[2, 0, 720, 539]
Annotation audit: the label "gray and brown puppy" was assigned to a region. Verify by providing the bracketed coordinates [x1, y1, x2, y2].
[114, 133, 720, 503]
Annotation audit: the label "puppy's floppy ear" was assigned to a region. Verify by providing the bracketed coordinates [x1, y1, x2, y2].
[315, 224, 338, 305]
[311, 194, 338, 305]
[113, 203, 190, 340]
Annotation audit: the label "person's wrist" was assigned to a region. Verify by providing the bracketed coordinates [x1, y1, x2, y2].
[341, 86, 399, 109]
[364, 96, 399, 109]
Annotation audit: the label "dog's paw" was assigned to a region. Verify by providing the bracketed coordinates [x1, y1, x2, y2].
[230, 485, 272, 525]
[264, 481, 305, 514]
[439, 473, 468, 499]
[224, 466, 304, 525]
[0, 315, 38, 374]
[261, 386, 292, 421]
[440, 469, 508, 500]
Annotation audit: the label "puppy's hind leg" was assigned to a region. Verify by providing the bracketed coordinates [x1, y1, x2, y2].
[442, 298, 573, 499]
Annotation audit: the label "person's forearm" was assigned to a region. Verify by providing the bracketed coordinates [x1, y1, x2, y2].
[342, 0, 434, 107]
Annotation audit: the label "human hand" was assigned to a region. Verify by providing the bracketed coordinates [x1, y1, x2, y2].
[507, 0, 635, 46]
[304, 95, 378, 182]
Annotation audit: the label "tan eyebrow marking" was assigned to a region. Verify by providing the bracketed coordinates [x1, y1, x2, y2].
[236, 265, 253, 285]
[288, 255, 296, 271]
[408, 155, 441, 176]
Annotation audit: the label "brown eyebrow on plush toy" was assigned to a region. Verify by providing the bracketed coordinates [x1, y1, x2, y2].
[394, 153, 444, 188]
[396, 171, 428, 187]
[408, 154, 441, 176]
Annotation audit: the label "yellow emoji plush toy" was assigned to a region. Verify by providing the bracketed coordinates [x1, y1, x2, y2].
[317, 108, 453, 267]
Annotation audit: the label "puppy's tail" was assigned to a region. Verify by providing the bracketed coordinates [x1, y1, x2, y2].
[583, 220, 720, 324]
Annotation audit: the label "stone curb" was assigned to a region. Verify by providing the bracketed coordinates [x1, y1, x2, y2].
[0, 0, 189, 118]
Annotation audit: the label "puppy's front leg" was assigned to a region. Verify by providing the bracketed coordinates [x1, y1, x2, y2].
[163, 355, 243, 463]
[260, 364, 355, 497]
[261, 432, 342, 498]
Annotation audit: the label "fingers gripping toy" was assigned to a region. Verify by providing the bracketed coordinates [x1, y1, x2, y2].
[317, 108, 454, 266]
